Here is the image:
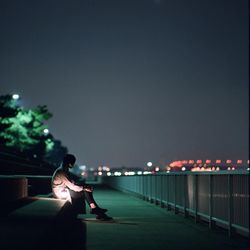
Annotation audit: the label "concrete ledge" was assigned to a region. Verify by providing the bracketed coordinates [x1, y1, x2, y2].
[0, 176, 28, 202]
[8, 197, 68, 221]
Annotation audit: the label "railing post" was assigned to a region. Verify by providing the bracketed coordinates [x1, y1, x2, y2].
[167, 175, 170, 210]
[228, 174, 233, 237]
[194, 174, 199, 223]
[160, 175, 164, 208]
[174, 174, 178, 214]
[209, 174, 214, 229]
[184, 175, 188, 218]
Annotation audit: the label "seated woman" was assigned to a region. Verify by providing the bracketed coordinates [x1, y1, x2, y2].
[51, 154, 112, 220]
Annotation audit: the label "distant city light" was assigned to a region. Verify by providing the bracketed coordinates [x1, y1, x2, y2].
[137, 171, 142, 175]
[216, 160, 221, 164]
[98, 171, 102, 176]
[107, 172, 112, 176]
[226, 160, 232, 164]
[206, 160, 211, 164]
[12, 94, 20, 100]
[237, 160, 242, 164]
[147, 162, 153, 167]
[155, 167, 160, 172]
[79, 165, 86, 170]
[181, 167, 186, 171]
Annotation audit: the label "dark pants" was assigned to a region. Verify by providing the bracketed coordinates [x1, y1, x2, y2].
[69, 189, 96, 213]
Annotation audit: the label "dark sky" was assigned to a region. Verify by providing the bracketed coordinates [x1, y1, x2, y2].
[0, 0, 249, 168]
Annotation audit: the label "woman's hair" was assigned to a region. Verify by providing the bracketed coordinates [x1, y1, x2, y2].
[63, 154, 76, 166]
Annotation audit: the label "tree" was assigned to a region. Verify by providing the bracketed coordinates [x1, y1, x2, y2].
[0, 94, 68, 166]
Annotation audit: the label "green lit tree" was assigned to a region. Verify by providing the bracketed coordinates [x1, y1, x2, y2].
[0, 94, 68, 166]
[0, 95, 53, 154]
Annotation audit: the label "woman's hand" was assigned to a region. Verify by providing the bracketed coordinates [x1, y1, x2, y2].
[83, 185, 93, 192]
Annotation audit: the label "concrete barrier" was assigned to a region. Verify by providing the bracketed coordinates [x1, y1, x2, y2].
[0, 176, 28, 202]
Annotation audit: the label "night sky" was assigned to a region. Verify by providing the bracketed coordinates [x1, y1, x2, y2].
[0, 0, 249, 168]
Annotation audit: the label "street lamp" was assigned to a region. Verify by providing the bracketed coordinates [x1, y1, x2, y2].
[147, 162, 153, 167]
[43, 128, 49, 135]
[12, 94, 20, 100]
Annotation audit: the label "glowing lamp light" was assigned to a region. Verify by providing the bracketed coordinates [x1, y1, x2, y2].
[216, 160, 221, 164]
[237, 160, 242, 164]
[189, 160, 194, 164]
[226, 160, 232, 164]
[196, 160, 202, 164]
[98, 171, 102, 176]
[181, 167, 186, 171]
[43, 128, 49, 135]
[206, 160, 211, 164]
[12, 94, 20, 100]
[147, 162, 153, 167]
[155, 167, 160, 172]
[107, 172, 111, 176]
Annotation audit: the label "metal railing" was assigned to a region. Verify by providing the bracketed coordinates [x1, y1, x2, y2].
[102, 171, 249, 238]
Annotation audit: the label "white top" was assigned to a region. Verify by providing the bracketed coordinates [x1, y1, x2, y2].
[51, 166, 83, 199]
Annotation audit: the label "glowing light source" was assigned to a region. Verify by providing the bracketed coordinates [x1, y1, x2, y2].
[147, 162, 153, 167]
[43, 128, 49, 135]
[107, 172, 111, 176]
[237, 160, 242, 164]
[226, 160, 232, 164]
[188, 160, 194, 164]
[196, 160, 202, 164]
[12, 94, 20, 100]
[181, 167, 186, 171]
[155, 167, 160, 172]
[206, 160, 211, 164]
[216, 160, 221, 164]
[98, 171, 102, 176]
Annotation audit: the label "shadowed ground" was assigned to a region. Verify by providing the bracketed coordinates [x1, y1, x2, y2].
[0, 185, 249, 250]
[84, 185, 249, 250]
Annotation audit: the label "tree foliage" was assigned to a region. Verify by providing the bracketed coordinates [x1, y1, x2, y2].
[0, 94, 67, 165]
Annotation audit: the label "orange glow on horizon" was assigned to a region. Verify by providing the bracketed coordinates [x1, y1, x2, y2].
[169, 161, 183, 168]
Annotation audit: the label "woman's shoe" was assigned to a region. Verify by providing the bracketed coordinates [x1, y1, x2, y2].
[90, 207, 107, 215]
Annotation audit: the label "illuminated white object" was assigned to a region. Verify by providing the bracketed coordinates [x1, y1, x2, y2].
[147, 162, 153, 167]
[12, 94, 19, 100]
[43, 128, 49, 134]
[57, 189, 71, 203]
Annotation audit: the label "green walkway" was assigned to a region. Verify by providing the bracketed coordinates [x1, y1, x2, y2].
[84, 186, 249, 250]
[0, 185, 249, 250]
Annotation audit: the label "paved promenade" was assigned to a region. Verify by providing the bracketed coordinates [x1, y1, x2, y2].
[0, 185, 249, 250]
